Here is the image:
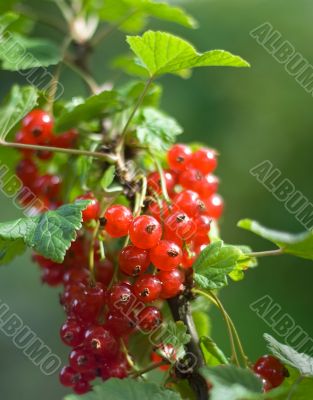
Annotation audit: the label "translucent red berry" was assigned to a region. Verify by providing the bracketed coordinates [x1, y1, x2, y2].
[138, 306, 162, 332]
[104, 205, 133, 238]
[164, 211, 196, 242]
[157, 269, 184, 299]
[204, 193, 224, 219]
[22, 109, 53, 143]
[119, 245, 150, 277]
[77, 193, 100, 222]
[16, 158, 38, 186]
[173, 190, 204, 217]
[59, 366, 80, 387]
[60, 319, 85, 347]
[168, 144, 192, 172]
[147, 170, 177, 195]
[107, 283, 134, 313]
[133, 274, 162, 303]
[129, 215, 162, 249]
[73, 379, 91, 395]
[69, 348, 96, 373]
[150, 240, 182, 271]
[84, 326, 118, 356]
[189, 148, 217, 174]
[253, 355, 288, 388]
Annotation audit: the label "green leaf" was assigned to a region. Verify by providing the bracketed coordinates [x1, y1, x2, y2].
[0, 34, 61, 70]
[0, 85, 38, 140]
[127, 31, 250, 78]
[277, 368, 313, 400]
[200, 365, 279, 400]
[134, 107, 182, 152]
[101, 166, 116, 190]
[192, 310, 211, 338]
[229, 245, 257, 282]
[193, 240, 243, 290]
[118, 80, 162, 108]
[64, 378, 182, 400]
[112, 54, 150, 78]
[54, 90, 120, 132]
[0, 201, 89, 264]
[0, 12, 19, 31]
[200, 337, 229, 366]
[264, 334, 313, 377]
[238, 219, 313, 261]
[0, 237, 26, 265]
[94, 0, 197, 33]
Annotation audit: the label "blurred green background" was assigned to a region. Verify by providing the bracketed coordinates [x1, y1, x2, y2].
[1, 0, 313, 398]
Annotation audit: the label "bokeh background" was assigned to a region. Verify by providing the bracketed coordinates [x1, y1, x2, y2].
[0, 0, 313, 398]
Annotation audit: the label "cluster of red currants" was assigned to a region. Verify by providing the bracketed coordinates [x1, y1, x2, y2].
[15, 109, 77, 210]
[253, 355, 289, 391]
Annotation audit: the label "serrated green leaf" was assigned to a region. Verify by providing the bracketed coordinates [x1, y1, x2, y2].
[127, 31, 250, 78]
[54, 90, 121, 132]
[155, 321, 191, 361]
[112, 54, 150, 78]
[238, 219, 313, 261]
[0, 237, 26, 264]
[0, 201, 89, 264]
[193, 240, 243, 290]
[64, 378, 182, 400]
[200, 337, 229, 366]
[101, 166, 116, 190]
[134, 107, 182, 152]
[264, 334, 313, 377]
[199, 365, 285, 400]
[0, 85, 38, 140]
[94, 0, 197, 33]
[0, 34, 61, 70]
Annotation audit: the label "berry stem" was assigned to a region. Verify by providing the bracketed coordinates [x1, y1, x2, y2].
[120, 338, 137, 372]
[0, 139, 117, 163]
[246, 248, 283, 258]
[89, 220, 100, 283]
[153, 156, 171, 204]
[116, 77, 154, 154]
[193, 289, 241, 367]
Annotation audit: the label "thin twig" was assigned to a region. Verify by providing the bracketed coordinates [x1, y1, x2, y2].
[246, 248, 283, 258]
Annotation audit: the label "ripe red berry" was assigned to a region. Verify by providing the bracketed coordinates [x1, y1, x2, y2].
[59, 366, 80, 387]
[138, 306, 162, 332]
[22, 109, 53, 143]
[77, 193, 100, 222]
[253, 355, 288, 388]
[150, 240, 182, 271]
[195, 214, 211, 236]
[157, 269, 184, 299]
[179, 169, 219, 198]
[107, 283, 134, 313]
[84, 326, 118, 356]
[60, 319, 85, 347]
[173, 190, 204, 217]
[106, 311, 137, 336]
[73, 379, 91, 395]
[69, 348, 96, 373]
[119, 245, 150, 277]
[95, 258, 114, 287]
[181, 248, 196, 269]
[41, 265, 64, 286]
[100, 355, 129, 380]
[33, 174, 61, 200]
[204, 193, 224, 219]
[133, 274, 162, 303]
[129, 215, 162, 249]
[164, 211, 196, 242]
[189, 148, 217, 174]
[147, 170, 177, 195]
[167, 144, 192, 172]
[16, 158, 38, 187]
[53, 129, 77, 148]
[104, 205, 133, 238]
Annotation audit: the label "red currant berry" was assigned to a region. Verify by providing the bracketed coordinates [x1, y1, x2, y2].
[36, 149, 53, 161]
[157, 269, 184, 299]
[104, 205, 133, 238]
[16, 158, 38, 186]
[129, 215, 162, 249]
[164, 211, 196, 242]
[173, 190, 204, 217]
[189, 148, 217, 174]
[59, 366, 80, 387]
[147, 170, 177, 196]
[179, 169, 219, 198]
[84, 326, 118, 356]
[95, 258, 114, 287]
[181, 248, 196, 269]
[106, 311, 137, 336]
[60, 319, 85, 347]
[76, 193, 100, 222]
[253, 355, 288, 388]
[100, 355, 129, 380]
[133, 274, 162, 303]
[22, 109, 53, 143]
[119, 245, 150, 277]
[41, 265, 64, 286]
[107, 283, 134, 313]
[83, 283, 105, 308]
[138, 306, 162, 332]
[167, 144, 192, 172]
[195, 214, 211, 236]
[53, 129, 77, 148]
[150, 240, 182, 271]
[148, 200, 172, 222]
[73, 379, 91, 395]
[33, 174, 61, 200]
[204, 194, 224, 219]
[69, 349, 96, 373]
